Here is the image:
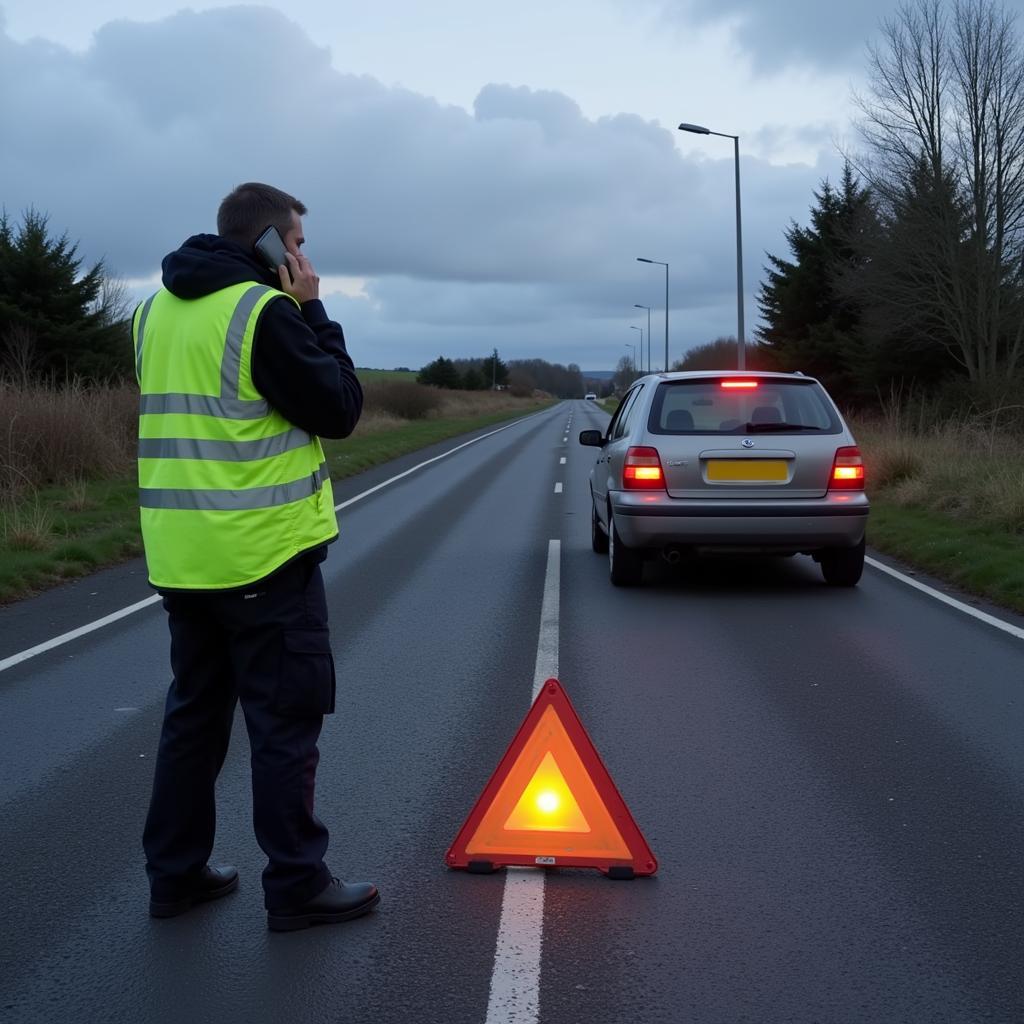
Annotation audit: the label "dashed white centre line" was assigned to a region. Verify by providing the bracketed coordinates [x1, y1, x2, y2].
[554, 482, 563, 494]
[559, 457, 566, 465]
[483, 539, 559, 1024]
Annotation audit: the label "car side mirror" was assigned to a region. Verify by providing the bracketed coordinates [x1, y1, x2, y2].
[578, 429, 605, 447]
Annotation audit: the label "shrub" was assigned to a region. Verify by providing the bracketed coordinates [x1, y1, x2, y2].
[361, 380, 444, 421]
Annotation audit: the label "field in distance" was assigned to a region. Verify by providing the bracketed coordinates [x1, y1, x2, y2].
[356, 368, 417, 382]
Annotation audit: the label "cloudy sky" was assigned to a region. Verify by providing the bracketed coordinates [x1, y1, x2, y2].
[0, 0, 898, 371]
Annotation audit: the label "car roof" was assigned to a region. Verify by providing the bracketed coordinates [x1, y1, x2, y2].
[634, 370, 821, 386]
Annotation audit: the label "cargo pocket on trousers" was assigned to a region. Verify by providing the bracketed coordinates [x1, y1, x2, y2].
[276, 629, 336, 716]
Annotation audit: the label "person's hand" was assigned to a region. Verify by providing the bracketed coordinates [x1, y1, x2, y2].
[278, 250, 319, 303]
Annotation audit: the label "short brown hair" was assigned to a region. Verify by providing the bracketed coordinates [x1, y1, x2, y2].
[216, 182, 308, 248]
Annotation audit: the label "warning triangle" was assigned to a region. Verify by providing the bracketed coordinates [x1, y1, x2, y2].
[446, 678, 657, 877]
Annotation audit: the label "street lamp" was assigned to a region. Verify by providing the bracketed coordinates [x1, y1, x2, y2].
[634, 304, 652, 372]
[678, 121, 746, 370]
[630, 325, 643, 372]
[636, 258, 668, 371]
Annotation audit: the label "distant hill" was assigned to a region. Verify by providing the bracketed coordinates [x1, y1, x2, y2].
[582, 370, 614, 381]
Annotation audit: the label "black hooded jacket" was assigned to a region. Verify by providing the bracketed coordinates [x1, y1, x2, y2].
[158, 234, 362, 439]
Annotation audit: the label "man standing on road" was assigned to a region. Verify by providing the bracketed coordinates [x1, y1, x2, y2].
[135, 182, 380, 931]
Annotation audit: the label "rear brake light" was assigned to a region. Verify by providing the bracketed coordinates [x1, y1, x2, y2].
[623, 446, 665, 490]
[830, 446, 865, 490]
[721, 380, 759, 389]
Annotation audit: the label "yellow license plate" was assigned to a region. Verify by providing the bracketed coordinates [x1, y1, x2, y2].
[706, 459, 788, 482]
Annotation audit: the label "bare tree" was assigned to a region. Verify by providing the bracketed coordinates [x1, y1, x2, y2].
[1, 325, 40, 388]
[854, 0, 1024, 384]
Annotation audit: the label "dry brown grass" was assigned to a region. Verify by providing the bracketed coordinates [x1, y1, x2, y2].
[0, 380, 137, 501]
[852, 414, 1024, 532]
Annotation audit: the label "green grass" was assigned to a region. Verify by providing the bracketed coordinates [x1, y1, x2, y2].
[867, 501, 1024, 613]
[0, 403, 550, 604]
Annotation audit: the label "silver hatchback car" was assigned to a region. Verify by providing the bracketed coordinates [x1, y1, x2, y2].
[579, 371, 869, 587]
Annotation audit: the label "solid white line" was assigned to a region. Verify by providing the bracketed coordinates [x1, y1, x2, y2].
[0, 596, 162, 674]
[334, 407, 553, 512]
[0, 407, 558, 676]
[484, 539, 559, 1024]
[866, 556, 1024, 641]
[554, 482, 563, 494]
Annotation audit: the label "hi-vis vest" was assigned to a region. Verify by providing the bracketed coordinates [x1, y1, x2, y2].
[133, 282, 338, 590]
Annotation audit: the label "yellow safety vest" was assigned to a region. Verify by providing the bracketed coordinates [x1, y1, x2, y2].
[133, 282, 338, 589]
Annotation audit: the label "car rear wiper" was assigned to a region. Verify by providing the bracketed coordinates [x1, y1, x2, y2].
[743, 422, 823, 432]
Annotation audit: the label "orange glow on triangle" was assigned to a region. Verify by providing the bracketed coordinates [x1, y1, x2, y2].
[503, 751, 590, 833]
[465, 705, 631, 859]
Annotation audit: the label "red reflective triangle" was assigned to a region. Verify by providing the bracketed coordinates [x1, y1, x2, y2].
[446, 678, 658, 877]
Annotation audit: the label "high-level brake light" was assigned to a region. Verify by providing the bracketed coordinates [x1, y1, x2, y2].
[623, 447, 665, 490]
[721, 380, 759, 389]
[830, 446, 865, 489]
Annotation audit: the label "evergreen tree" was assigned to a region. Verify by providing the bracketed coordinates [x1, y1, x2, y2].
[0, 208, 131, 381]
[757, 164, 873, 403]
[417, 355, 460, 389]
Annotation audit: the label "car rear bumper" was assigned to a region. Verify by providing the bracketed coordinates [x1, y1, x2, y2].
[610, 491, 869, 550]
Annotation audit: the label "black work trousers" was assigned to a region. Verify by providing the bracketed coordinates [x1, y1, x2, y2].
[143, 554, 336, 911]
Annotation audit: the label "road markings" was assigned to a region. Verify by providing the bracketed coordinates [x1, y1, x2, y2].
[0, 596, 162, 674]
[554, 482, 563, 494]
[484, 539, 559, 1024]
[335, 407, 555, 513]
[0, 406, 562, 676]
[866, 556, 1024, 641]
[559, 457, 566, 465]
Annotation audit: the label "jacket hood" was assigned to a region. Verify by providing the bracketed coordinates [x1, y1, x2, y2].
[161, 234, 276, 299]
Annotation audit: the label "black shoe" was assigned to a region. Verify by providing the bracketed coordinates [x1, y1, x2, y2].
[149, 865, 239, 918]
[267, 878, 380, 932]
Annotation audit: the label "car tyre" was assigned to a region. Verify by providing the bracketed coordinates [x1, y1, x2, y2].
[820, 536, 865, 587]
[609, 514, 643, 586]
[591, 500, 609, 554]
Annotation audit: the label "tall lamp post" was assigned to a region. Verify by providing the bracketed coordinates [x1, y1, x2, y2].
[636, 258, 669, 371]
[634, 304, 652, 372]
[678, 121, 745, 370]
[630, 325, 643, 372]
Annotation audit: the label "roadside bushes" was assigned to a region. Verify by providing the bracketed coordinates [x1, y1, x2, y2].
[361, 379, 444, 421]
[0, 380, 136, 498]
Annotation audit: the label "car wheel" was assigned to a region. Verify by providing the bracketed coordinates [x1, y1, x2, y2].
[609, 513, 643, 586]
[820, 537, 865, 587]
[591, 500, 609, 554]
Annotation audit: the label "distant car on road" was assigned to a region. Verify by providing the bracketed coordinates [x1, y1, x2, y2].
[579, 370, 868, 587]
[584, 392, 598, 400]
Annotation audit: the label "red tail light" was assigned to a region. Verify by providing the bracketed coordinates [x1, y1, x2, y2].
[721, 380, 759, 390]
[623, 446, 665, 490]
[830, 446, 865, 489]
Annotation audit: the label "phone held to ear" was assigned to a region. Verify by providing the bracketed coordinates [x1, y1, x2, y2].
[254, 225, 291, 282]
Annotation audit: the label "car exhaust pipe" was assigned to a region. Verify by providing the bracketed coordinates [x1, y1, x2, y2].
[662, 547, 682, 565]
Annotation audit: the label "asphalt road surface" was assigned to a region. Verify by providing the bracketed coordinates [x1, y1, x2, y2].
[1, 400, 1022, 1024]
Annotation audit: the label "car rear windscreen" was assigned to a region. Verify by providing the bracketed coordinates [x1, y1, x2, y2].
[648, 378, 842, 435]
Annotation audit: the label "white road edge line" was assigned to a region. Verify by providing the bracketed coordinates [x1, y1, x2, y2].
[0, 596, 162, 674]
[0, 406, 559, 676]
[484, 539, 559, 1024]
[866, 556, 1024, 641]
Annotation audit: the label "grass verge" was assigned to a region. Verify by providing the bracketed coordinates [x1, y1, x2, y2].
[0, 402, 551, 604]
[866, 502, 1024, 614]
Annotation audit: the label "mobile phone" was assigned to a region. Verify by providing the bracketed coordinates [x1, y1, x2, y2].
[254, 225, 291, 281]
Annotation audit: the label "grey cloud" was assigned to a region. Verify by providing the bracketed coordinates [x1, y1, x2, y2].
[0, 5, 841, 369]
[639, 0, 896, 73]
